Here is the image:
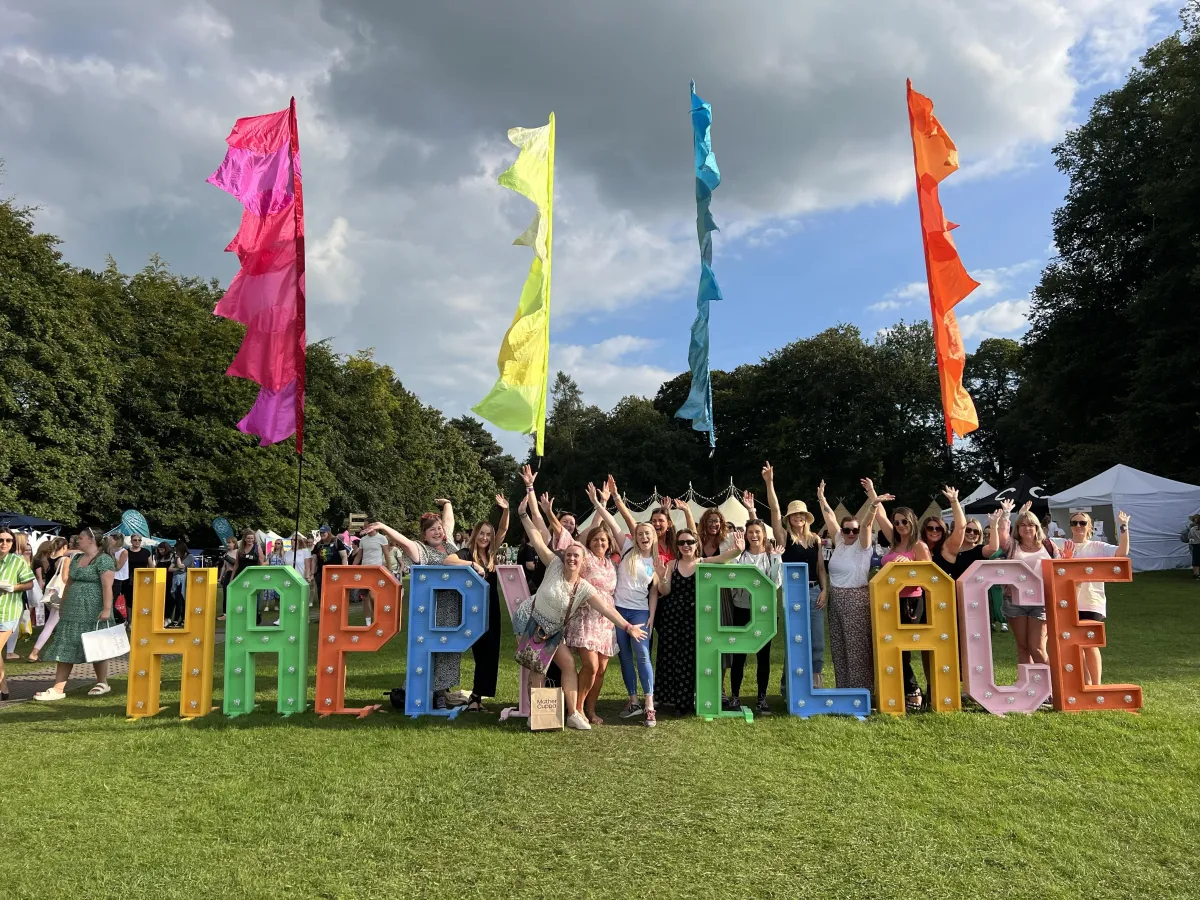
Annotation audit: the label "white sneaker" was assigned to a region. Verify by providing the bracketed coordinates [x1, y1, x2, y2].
[566, 711, 592, 730]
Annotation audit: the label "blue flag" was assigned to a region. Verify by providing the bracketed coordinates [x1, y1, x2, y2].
[675, 81, 723, 448]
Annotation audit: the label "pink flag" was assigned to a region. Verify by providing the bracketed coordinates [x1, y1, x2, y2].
[209, 100, 306, 451]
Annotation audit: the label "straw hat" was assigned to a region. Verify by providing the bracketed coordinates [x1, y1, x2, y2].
[785, 500, 814, 523]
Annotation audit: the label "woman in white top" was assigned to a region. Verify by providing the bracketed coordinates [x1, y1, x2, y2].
[1064, 509, 1131, 685]
[107, 536, 130, 624]
[589, 478, 665, 726]
[1002, 504, 1060, 667]
[515, 495, 646, 731]
[817, 481, 879, 692]
[725, 510, 782, 715]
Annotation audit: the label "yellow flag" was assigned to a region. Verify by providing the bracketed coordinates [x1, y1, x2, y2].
[472, 113, 555, 455]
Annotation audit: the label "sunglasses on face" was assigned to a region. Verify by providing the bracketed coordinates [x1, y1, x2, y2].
[841, 527, 860, 535]
[894, 518, 909, 526]
[964, 528, 981, 536]
[677, 539, 696, 546]
[926, 525, 944, 534]
[1070, 520, 1087, 527]
[0, 538, 12, 544]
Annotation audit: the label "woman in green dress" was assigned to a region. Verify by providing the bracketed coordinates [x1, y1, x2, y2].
[0, 527, 36, 701]
[34, 527, 116, 701]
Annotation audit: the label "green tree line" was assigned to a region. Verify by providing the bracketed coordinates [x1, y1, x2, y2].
[0, 198, 517, 543]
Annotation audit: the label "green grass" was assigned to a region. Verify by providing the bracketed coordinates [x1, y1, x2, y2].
[3, 572, 1199, 899]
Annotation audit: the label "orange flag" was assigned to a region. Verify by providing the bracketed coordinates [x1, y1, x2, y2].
[906, 79, 979, 443]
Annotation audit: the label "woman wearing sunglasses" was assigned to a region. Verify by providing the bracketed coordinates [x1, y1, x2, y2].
[999, 501, 1061, 669]
[817, 482, 879, 693]
[864, 479, 931, 711]
[1063, 510, 1130, 685]
[0, 528, 35, 700]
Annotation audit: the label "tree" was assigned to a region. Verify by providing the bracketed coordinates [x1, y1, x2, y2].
[957, 338, 1022, 485]
[449, 416, 519, 491]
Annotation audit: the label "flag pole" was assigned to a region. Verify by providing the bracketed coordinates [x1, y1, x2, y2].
[289, 95, 306, 567]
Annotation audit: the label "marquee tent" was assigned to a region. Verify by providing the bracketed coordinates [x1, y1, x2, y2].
[943, 481, 996, 521]
[1048, 464, 1200, 572]
[0, 512, 61, 533]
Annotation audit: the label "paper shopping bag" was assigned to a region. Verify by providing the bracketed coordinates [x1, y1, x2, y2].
[81, 620, 130, 663]
[529, 687, 564, 731]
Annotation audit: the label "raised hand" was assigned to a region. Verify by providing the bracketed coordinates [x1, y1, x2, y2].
[1117, 510, 1130, 527]
[860, 477, 878, 500]
[1000, 498, 1016, 515]
[988, 507, 1003, 523]
[599, 481, 612, 505]
[672, 497, 689, 511]
[742, 490, 756, 512]
[494, 493, 509, 510]
[539, 492, 554, 513]
[653, 558, 668, 583]
[1019, 500, 1033, 516]
[434, 498, 450, 508]
[877, 493, 896, 503]
[605, 474, 619, 497]
[733, 531, 746, 552]
[660, 496, 674, 512]
[816, 480, 827, 503]
[762, 461, 774, 483]
[520, 464, 537, 488]
[942, 485, 960, 503]
[586, 482, 600, 506]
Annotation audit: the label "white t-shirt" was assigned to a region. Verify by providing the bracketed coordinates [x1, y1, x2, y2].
[613, 536, 656, 610]
[291, 548, 312, 577]
[357, 532, 388, 567]
[730, 550, 782, 609]
[827, 541, 873, 589]
[1071, 540, 1119, 615]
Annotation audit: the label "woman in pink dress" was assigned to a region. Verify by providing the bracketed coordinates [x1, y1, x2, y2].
[568, 483, 622, 724]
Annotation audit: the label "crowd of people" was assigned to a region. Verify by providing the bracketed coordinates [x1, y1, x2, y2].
[0, 465, 1139, 714]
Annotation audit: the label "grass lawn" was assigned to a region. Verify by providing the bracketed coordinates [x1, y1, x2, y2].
[3, 571, 1199, 899]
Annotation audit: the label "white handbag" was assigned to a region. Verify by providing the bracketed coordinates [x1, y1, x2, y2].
[81, 618, 130, 663]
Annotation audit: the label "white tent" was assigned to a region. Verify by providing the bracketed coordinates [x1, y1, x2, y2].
[1048, 464, 1200, 571]
[945, 481, 996, 521]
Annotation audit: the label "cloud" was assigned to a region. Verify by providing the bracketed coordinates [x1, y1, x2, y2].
[868, 299, 905, 312]
[554, 335, 675, 415]
[958, 299, 1032, 340]
[0, 0, 1177, 453]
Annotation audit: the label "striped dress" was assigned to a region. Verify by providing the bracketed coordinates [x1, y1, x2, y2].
[0, 552, 34, 625]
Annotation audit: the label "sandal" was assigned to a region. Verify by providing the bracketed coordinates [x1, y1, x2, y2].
[905, 690, 923, 712]
[434, 691, 448, 710]
[27, 651, 39, 662]
[34, 687, 66, 702]
[88, 683, 112, 696]
[465, 694, 485, 712]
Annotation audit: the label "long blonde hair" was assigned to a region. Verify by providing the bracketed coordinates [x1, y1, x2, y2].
[623, 522, 657, 578]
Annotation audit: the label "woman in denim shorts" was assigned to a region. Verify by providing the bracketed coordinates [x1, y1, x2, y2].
[1002, 506, 1061, 667]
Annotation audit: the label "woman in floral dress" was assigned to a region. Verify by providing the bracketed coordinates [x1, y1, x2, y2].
[567, 483, 622, 724]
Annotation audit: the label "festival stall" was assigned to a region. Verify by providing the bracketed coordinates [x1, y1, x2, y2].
[964, 474, 1048, 518]
[1048, 464, 1200, 571]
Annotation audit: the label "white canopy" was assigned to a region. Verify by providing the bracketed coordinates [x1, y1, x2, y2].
[1048, 464, 1200, 571]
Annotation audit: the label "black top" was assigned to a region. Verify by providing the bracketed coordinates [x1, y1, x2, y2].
[314, 538, 348, 572]
[127, 548, 152, 571]
[517, 542, 545, 592]
[781, 534, 821, 580]
[455, 546, 499, 595]
[234, 546, 261, 577]
[940, 544, 985, 582]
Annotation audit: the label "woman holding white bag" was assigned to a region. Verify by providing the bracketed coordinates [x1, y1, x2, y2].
[35, 527, 117, 701]
[27, 538, 69, 663]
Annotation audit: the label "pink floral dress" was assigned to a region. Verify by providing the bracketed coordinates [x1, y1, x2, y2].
[565, 553, 617, 656]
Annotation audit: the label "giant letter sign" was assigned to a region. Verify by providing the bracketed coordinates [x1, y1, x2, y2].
[695, 563, 778, 722]
[782, 564, 869, 718]
[316, 566, 401, 717]
[958, 559, 1051, 714]
[496, 564, 533, 722]
[127, 567, 218, 719]
[871, 561, 960, 715]
[405, 566, 488, 719]
[1043, 558, 1141, 712]
[222, 565, 310, 717]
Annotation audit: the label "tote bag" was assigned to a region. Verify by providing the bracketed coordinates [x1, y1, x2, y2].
[81, 618, 130, 663]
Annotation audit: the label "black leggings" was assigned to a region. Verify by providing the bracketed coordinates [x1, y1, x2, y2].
[471, 586, 503, 698]
[901, 592, 927, 697]
[727, 605, 772, 699]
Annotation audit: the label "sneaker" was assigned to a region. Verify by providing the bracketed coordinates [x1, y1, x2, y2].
[645, 709, 657, 728]
[434, 692, 448, 710]
[756, 696, 771, 715]
[991, 622, 1001, 632]
[723, 696, 742, 712]
[619, 699, 644, 719]
[566, 711, 592, 730]
[1000, 623, 1009, 632]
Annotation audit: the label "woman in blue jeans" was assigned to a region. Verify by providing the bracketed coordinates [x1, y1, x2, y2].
[763, 463, 827, 688]
[591, 486, 662, 727]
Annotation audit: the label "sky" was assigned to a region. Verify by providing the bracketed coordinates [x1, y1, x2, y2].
[0, 1, 1185, 457]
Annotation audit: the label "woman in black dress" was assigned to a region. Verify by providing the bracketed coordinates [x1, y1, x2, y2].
[445, 494, 510, 712]
[653, 527, 702, 715]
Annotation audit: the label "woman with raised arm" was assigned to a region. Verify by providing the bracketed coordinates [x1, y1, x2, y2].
[722, 499, 781, 715]
[1063, 509, 1130, 685]
[918, 487, 968, 576]
[677, 499, 729, 559]
[817, 481, 878, 693]
[593, 475, 663, 725]
[365, 496, 461, 711]
[538, 493, 580, 552]
[999, 500, 1060, 669]
[445, 494, 510, 712]
[865, 479, 931, 711]
[764, 462, 829, 689]
[514, 494, 647, 730]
